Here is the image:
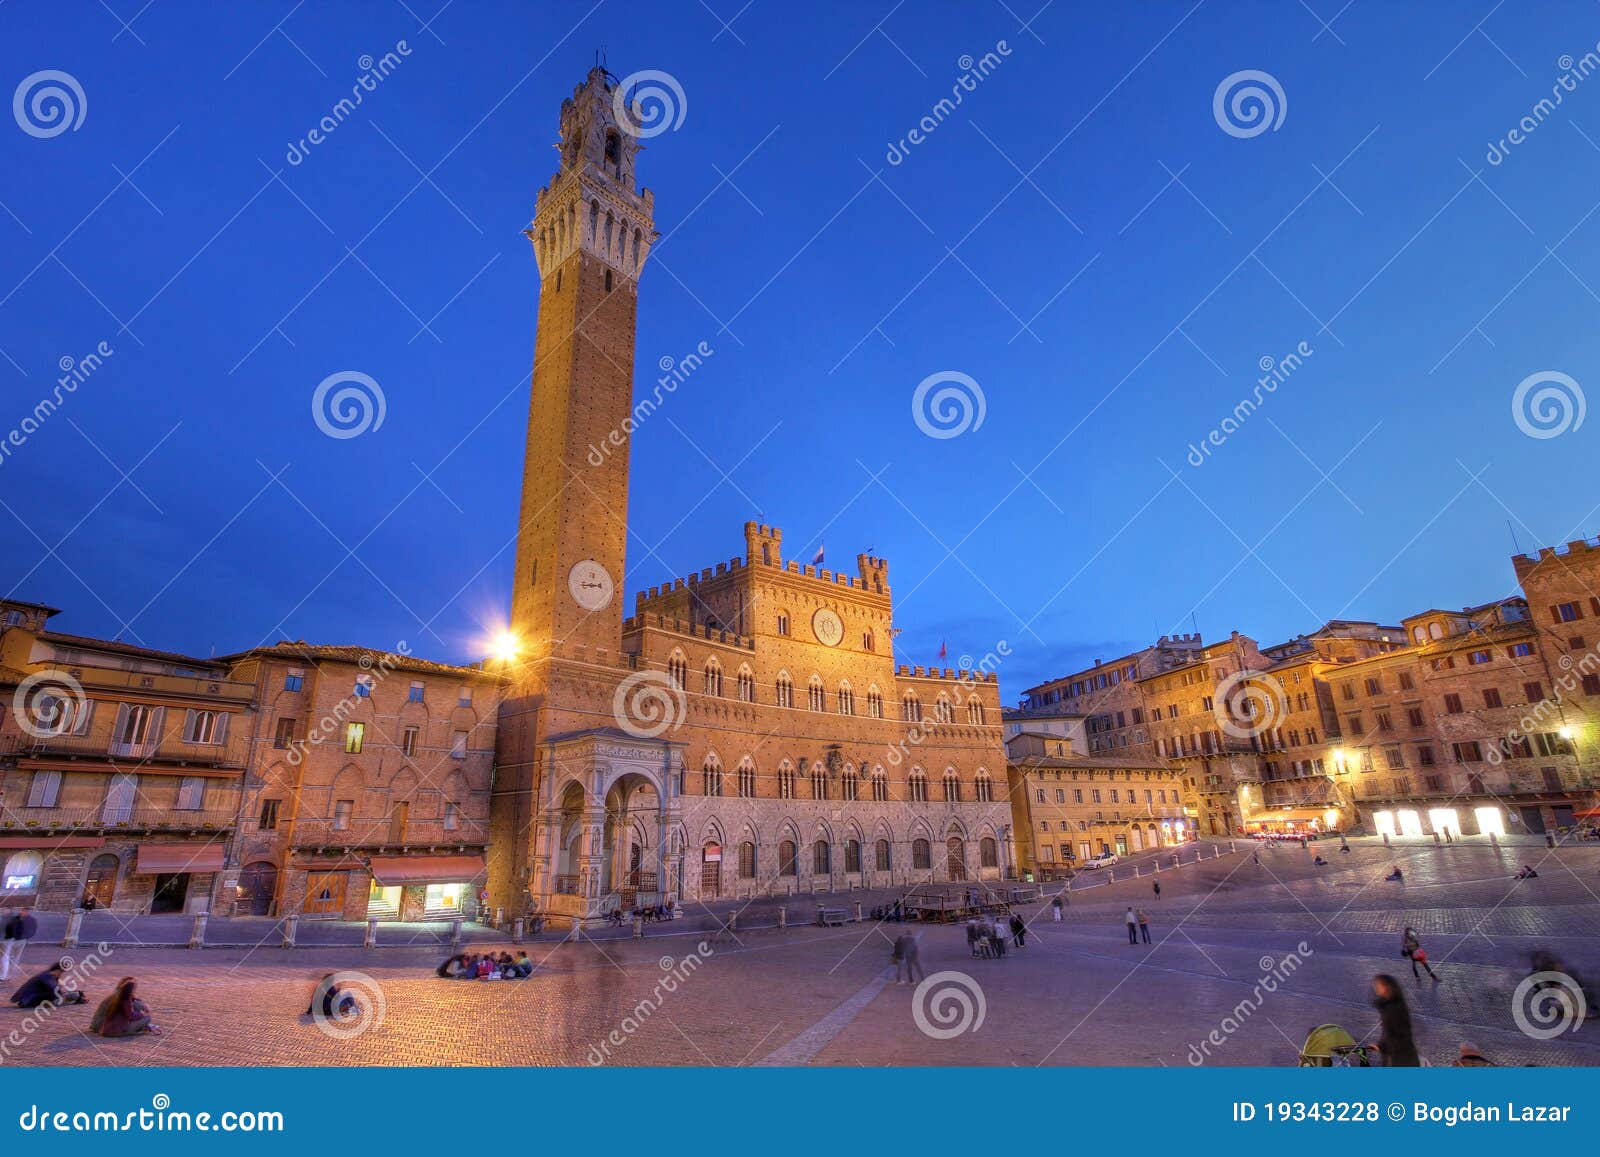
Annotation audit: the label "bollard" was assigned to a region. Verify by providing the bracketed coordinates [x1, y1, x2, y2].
[282, 913, 299, 949]
[189, 912, 208, 950]
[62, 908, 83, 950]
[494, 905, 504, 928]
[778, 907, 787, 928]
[511, 918, 525, 945]
[1229, 841, 1236, 853]
[1107, 868, 1114, 882]
[1382, 833, 1391, 848]
[365, 917, 379, 949]
[450, 916, 464, 947]
[854, 901, 863, 922]
[632, 916, 643, 939]
[1546, 833, 1557, 849]
[1153, 859, 1160, 873]
[1171, 854, 1179, 869]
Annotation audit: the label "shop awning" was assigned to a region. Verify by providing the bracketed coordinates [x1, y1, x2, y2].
[368, 855, 485, 886]
[133, 843, 226, 874]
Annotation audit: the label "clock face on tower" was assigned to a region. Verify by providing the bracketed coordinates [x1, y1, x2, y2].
[811, 607, 844, 647]
[567, 560, 614, 611]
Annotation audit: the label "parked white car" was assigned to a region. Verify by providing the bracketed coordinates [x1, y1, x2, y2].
[1079, 853, 1120, 870]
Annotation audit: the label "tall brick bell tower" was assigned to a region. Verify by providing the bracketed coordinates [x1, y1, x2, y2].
[491, 67, 660, 918]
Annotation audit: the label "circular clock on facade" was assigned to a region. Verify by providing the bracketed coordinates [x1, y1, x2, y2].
[568, 560, 614, 611]
[811, 607, 844, 647]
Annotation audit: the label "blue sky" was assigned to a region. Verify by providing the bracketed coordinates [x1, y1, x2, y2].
[2, 1, 1598, 697]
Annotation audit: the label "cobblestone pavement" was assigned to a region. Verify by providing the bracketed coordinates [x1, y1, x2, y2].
[3, 838, 1596, 1067]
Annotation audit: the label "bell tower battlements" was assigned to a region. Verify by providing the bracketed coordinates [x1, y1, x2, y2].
[527, 67, 657, 283]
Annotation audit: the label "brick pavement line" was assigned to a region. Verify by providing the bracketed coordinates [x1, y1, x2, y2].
[754, 963, 896, 1065]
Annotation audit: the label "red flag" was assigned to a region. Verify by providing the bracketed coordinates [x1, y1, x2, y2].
[938, 640, 947, 660]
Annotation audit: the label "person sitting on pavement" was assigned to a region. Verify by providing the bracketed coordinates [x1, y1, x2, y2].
[305, 973, 359, 1022]
[475, 955, 496, 980]
[91, 976, 159, 1036]
[10, 960, 85, 1009]
[1384, 866, 1404, 881]
[436, 952, 469, 979]
[1515, 864, 1539, 879]
[1452, 1041, 1494, 1067]
[511, 951, 534, 978]
[1313, 855, 1328, 865]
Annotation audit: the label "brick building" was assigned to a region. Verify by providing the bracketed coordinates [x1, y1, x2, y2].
[1004, 731, 1189, 879]
[1014, 545, 1600, 842]
[490, 68, 1008, 925]
[217, 643, 502, 921]
[0, 600, 253, 914]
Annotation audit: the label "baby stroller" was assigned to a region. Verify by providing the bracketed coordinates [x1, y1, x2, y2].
[1297, 1024, 1373, 1066]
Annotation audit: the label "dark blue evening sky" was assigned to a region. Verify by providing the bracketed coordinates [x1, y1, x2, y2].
[3, 1, 1598, 697]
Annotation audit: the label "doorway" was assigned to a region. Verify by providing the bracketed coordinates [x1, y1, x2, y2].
[150, 873, 188, 914]
[303, 871, 347, 917]
[83, 853, 119, 909]
[945, 837, 966, 882]
[700, 843, 722, 899]
[1519, 806, 1547, 834]
[237, 861, 277, 916]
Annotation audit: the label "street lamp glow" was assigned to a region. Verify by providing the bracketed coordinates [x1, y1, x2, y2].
[1559, 725, 1576, 740]
[491, 631, 520, 664]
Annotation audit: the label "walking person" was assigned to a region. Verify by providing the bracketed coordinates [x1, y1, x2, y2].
[1050, 895, 1064, 922]
[2, 907, 36, 981]
[1136, 908, 1151, 944]
[1399, 926, 1438, 980]
[891, 933, 924, 984]
[1371, 974, 1419, 1066]
[1010, 911, 1026, 948]
[1152, 879, 1161, 900]
[1124, 907, 1138, 945]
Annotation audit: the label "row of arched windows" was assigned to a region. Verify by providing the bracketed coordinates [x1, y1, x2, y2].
[702, 758, 992, 803]
[662, 655, 988, 725]
[757, 837, 996, 877]
[531, 198, 644, 277]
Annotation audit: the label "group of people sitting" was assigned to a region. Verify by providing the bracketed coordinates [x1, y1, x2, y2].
[9, 962, 160, 1037]
[870, 900, 907, 922]
[436, 951, 534, 980]
[965, 912, 1025, 959]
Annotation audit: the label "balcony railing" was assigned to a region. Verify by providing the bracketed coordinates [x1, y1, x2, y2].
[287, 814, 488, 847]
[0, 805, 236, 833]
[554, 874, 580, 895]
[625, 870, 658, 890]
[26, 733, 244, 768]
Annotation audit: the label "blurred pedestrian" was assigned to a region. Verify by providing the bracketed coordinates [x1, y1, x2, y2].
[1, 907, 36, 981]
[1371, 974, 1419, 1066]
[1124, 907, 1138, 945]
[1136, 908, 1151, 944]
[891, 933, 924, 984]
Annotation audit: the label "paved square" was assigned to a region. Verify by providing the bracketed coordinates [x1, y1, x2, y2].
[5, 838, 1598, 1067]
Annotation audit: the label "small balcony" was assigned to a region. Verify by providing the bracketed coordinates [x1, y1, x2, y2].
[0, 805, 236, 835]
